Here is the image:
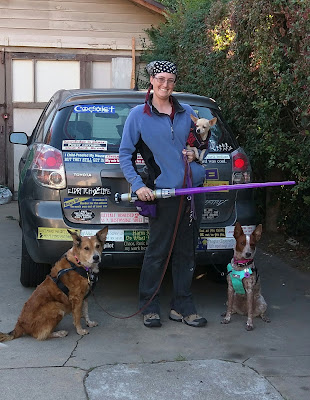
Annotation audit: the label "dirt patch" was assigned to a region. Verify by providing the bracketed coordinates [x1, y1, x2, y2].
[258, 231, 310, 273]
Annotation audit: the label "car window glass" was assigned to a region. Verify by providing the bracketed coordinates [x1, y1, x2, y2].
[63, 104, 134, 150]
[33, 99, 56, 143]
[193, 106, 237, 152]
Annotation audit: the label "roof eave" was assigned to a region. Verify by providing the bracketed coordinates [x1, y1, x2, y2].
[128, 0, 168, 16]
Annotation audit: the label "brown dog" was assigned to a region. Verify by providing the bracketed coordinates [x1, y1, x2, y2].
[221, 222, 270, 330]
[0, 227, 108, 341]
[187, 114, 217, 161]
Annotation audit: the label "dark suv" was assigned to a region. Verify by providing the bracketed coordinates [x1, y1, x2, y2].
[10, 89, 256, 287]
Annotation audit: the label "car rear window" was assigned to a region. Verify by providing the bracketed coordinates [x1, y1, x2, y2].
[48, 102, 238, 153]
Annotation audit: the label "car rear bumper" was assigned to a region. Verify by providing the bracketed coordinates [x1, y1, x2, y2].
[20, 198, 257, 267]
[19, 199, 148, 266]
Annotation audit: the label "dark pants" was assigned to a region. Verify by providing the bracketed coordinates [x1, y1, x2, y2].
[139, 193, 205, 317]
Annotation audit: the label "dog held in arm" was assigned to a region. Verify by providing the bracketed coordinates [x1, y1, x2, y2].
[0, 227, 108, 342]
[221, 222, 270, 331]
[187, 114, 217, 161]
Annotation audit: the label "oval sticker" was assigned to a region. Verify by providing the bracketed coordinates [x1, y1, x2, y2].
[71, 210, 95, 221]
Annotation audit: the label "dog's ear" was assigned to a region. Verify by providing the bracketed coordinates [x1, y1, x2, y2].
[96, 226, 108, 244]
[190, 114, 198, 124]
[234, 222, 244, 239]
[67, 229, 82, 247]
[209, 117, 217, 126]
[252, 224, 262, 242]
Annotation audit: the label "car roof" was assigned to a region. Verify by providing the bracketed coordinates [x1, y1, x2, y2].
[52, 89, 220, 110]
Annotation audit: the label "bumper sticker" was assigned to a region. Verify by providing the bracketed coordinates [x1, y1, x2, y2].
[100, 212, 147, 224]
[71, 210, 95, 221]
[124, 230, 149, 252]
[203, 180, 229, 192]
[38, 227, 80, 241]
[64, 152, 106, 163]
[62, 140, 107, 151]
[73, 105, 116, 114]
[81, 229, 124, 242]
[64, 197, 108, 209]
[67, 186, 111, 196]
[205, 169, 219, 180]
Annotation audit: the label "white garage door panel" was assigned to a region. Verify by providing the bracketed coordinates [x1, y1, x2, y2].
[13, 108, 43, 192]
[36, 60, 80, 102]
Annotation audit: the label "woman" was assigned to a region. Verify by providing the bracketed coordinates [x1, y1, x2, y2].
[119, 60, 207, 328]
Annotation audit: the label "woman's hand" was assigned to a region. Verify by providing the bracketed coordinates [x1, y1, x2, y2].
[136, 186, 155, 201]
[182, 148, 196, 163]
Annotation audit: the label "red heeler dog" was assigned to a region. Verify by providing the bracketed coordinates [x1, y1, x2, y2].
[0, 227, 108, 342]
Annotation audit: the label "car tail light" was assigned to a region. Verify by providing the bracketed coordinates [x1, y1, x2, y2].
[232, 151, 251, 184]
[31, 144, 66, 189]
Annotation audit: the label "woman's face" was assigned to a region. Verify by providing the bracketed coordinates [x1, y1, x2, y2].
[150, 72, 176, 100]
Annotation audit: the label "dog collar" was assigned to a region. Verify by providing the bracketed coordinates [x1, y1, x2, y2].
[227, 263, 253, 294]
[233, 257, 254, 267]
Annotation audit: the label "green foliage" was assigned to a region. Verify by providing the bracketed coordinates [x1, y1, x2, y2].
[143, 0, 310, 236]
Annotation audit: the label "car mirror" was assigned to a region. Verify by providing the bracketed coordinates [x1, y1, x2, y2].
[9, 132, 29, 145]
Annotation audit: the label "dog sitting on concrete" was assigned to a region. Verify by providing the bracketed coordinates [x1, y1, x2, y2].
[0, 227, 108, 341]
[221, 222, 270, 331]
[187, 114, 217, 161]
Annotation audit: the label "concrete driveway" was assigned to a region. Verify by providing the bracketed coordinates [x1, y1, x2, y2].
[0, 201, 309, 400]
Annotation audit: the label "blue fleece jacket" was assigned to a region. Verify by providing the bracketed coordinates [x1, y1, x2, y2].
[119, 96, 206, 193]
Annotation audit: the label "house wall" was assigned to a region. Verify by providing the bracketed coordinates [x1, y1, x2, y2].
[0, 0, 165, 52]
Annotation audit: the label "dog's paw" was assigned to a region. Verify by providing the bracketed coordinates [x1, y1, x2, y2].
[221, 318, 230, 324]
[220, 311, 227, 317]
[246, 323, 254, 331]
[49, 330, 69, 338]
[77, 328, 89, 336]
[261, 314, 271, 323]
[86, 320, 98, 328]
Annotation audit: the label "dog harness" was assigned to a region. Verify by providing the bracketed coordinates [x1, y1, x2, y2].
[227, 262, 253, 294]
[49, 258, 99, 298]
[187, 128, 210, 150]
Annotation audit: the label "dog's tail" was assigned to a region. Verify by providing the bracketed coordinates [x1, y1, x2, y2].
[0, 329, 20, 342]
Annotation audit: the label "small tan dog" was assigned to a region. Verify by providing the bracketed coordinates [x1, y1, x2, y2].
[221, 222, 270, 331]
[0, 227, 108, 342]
[187, 114, 217, 161]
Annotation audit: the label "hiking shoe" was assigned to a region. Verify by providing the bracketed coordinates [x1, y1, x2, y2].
[143, 313, 162, 328]
[169, 310, 207, 327]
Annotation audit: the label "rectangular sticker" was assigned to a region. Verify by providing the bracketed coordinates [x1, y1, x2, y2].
[205, 169, 219, 180]
[62, 140, 107, 151]
[199, 227, 226, 238]
[38, 227, 80, 241]
[203, 180, 229, 192]
[100, 212, 147, 224]
[64, 152, 106, 163]
[64, 197, 108, 209]
[124, 230, 150, 242]
[206, 154, 230, 160]
[205, 238, 235, 250]
[73, 105, 116, 114]
[81, 229, 124, 242]
[104, 154, 145, 165]
[124, 230, 149, 252]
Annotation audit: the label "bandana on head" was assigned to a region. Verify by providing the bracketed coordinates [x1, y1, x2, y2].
[146, 60, 178, 77]
[144, 61, 177, 116]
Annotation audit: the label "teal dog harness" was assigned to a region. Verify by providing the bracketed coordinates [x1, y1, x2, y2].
[227, 263, 253, 294]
